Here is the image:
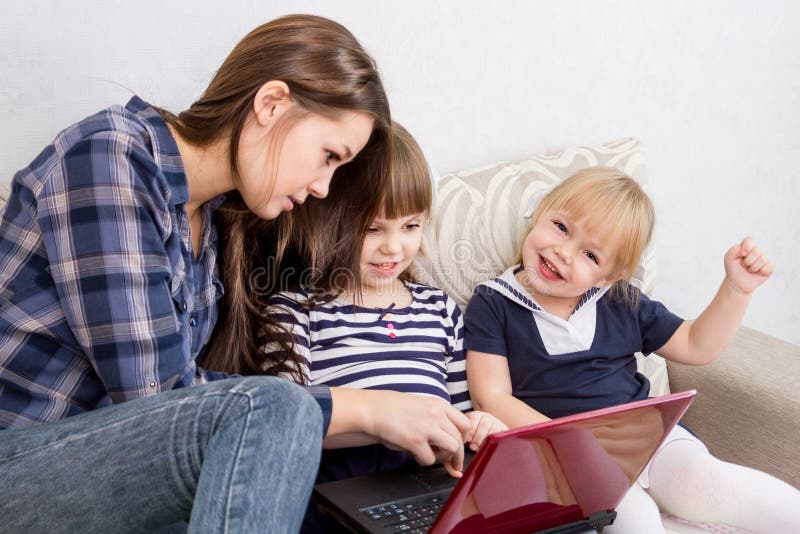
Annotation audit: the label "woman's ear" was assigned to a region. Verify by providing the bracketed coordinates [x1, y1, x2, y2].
[252, 80, 292, 127]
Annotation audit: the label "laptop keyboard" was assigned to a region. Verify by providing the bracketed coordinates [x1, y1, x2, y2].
[362, 493, 447, 533]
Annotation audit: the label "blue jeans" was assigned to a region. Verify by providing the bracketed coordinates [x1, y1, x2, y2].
[0, 376, 324, 533]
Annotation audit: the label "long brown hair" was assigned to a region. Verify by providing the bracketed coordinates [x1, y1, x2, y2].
[382, 122, 432, 285]
[258, 121, 432, 381]
[159, 14, 391, 375]
[380, 122, 432, 221]
[285, 122, 432, 297]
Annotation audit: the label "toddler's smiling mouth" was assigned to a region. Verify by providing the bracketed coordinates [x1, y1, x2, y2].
[539, 256, 563, 280]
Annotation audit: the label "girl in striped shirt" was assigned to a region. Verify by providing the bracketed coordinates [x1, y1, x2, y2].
[263, 123, 506, 532]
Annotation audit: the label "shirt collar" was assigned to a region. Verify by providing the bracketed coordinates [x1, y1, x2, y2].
[482, 265, 609, 317]
[125, 96, 190, 207]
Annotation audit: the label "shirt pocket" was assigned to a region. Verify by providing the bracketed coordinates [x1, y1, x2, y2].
[167, 270, 190, 316]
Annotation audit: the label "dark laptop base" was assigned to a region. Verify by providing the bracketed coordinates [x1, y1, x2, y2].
[314, 493, 615, 533]
[313, 461, 461, 533]
[313, 462, 617, 533]
[537, 511, 617, 533]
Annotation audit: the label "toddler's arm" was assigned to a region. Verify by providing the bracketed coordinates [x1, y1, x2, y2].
[657, 237, 773, 365]
[466, 350, 551, 428]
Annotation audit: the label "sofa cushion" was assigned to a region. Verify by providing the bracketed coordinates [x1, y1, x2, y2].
[667, 326, 800, 489]
[412, 137, 670, 396]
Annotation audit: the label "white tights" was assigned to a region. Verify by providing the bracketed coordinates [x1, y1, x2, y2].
[606, 432, 800, 534]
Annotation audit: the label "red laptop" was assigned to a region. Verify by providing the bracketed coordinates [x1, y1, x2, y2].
[313, 390, 696, 533]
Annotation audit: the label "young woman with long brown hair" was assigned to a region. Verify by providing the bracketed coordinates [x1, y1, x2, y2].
[0, 15, 469, 533]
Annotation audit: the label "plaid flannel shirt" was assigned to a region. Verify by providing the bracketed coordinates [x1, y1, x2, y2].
[0, 97, 331, 430]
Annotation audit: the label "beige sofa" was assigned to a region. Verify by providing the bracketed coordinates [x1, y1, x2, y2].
[410, 137, 799, 530]
[668, 327, 799, 489]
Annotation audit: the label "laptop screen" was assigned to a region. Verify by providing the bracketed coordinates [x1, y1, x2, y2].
[430, 391, 695, 533]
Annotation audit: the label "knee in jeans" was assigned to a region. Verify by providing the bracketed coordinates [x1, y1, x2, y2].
[235, 376, 323, 438]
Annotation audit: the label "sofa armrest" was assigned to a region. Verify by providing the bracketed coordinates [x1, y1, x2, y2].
[667, 326, 800, 489]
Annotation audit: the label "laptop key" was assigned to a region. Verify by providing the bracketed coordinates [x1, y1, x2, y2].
[362, 489, 448, 532]
[388, 500, 444, 532]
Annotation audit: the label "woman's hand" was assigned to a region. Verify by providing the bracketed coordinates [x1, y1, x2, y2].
[327, 388, 472, 477]
[464, 411, 508, 451]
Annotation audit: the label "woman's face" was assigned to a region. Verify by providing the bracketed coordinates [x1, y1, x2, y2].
[237, 107, 374, 220]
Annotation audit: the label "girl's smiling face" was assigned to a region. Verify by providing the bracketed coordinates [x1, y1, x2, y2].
[518, 211, 621, 306]
[359, 212, 425, 295]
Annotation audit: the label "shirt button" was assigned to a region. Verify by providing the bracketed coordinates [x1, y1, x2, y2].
[181, 302, 187, 312]
[148, 380, 157, 388]
[189, 317, 197, 327]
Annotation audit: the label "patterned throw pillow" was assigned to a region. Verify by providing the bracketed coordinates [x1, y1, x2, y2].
[412, 137, 669, 395]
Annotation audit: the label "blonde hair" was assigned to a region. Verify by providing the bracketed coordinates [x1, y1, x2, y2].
[518, 166, 655, 302]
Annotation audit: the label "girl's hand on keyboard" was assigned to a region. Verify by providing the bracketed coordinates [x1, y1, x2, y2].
[464, 411, 508, 451]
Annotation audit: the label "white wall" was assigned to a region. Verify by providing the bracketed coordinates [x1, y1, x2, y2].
[2, 1, 798, 345]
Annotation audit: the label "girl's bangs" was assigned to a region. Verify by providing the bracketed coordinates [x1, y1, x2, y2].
[381, 180, 430, 219]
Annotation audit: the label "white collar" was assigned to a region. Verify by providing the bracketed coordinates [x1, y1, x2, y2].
[481, 265, 611, 355]
[484, 266, 610, 318]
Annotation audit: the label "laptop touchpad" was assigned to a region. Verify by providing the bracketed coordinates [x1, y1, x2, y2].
[411, 467, 458, 490]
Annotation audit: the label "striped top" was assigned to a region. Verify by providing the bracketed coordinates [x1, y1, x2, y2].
[266, 282, 471, 411]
